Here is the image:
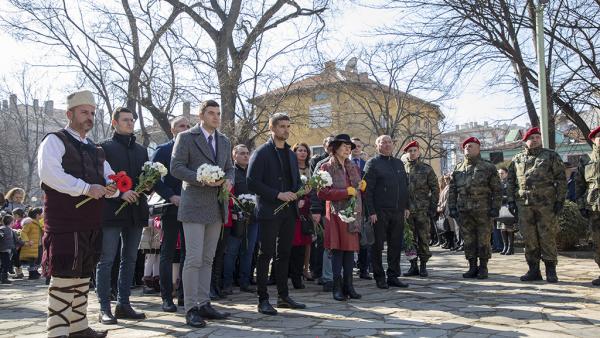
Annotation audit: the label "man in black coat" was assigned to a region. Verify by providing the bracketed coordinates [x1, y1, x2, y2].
[247, 113, 306, 315]
[151, 116, 190, 312]
[96, 107, 148, 324]
[364, 135, 410, 289]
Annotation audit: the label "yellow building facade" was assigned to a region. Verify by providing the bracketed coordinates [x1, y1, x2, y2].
[252, 61, 444, 175]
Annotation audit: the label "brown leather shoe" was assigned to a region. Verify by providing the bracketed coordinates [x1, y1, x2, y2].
[69, 327, 108, 338]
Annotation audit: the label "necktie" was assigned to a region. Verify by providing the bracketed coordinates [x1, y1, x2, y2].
[207, 135, 217, 160]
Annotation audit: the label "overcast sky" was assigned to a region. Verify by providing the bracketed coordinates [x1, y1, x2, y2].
[0, 1, 531, 128]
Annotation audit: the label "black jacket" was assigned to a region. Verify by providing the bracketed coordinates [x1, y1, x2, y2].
[234, 163, 251, 197]
[364, 154, 409, 215]
[100, 132, 149, 227]
[247, 137, 301, 220]
[309, 152, 329, 174]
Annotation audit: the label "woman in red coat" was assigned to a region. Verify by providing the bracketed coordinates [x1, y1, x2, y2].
[317, 134, 363, 301]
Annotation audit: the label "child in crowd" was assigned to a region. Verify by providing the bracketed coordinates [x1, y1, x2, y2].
[1, 214, 19, 284]
[11, 208, 26, 278]
[19, 207, 43, 280]
[140, 216, 162, 294]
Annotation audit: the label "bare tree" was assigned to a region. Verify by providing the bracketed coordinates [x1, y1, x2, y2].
[164, 0, 329, 135]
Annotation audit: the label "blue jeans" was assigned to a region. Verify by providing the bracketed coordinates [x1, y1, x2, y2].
[223, 222, 258, 288]
[96, 225, 143, 310]
[492, 223, 503, 250]
[322, 250, 332, 282]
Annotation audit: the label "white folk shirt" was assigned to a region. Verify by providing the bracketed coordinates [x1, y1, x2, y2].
[37, 127, 117, 197]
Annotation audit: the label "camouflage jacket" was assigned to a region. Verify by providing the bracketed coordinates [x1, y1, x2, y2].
[403, 158, 439, 212]
[507, 147, 566, 206]
[448, 155, 501, 212]
[575, 146, 600, 211]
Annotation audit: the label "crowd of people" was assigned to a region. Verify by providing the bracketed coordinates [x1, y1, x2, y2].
[1, 88, 600, 338]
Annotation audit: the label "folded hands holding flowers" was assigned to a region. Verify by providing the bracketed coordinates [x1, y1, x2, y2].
[114, 161, 168, 215]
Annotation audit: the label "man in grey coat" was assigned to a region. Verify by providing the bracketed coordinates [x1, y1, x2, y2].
[171, 100, 234, 328]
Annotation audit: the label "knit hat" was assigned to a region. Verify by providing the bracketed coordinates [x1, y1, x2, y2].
[67, 90, 96, 110]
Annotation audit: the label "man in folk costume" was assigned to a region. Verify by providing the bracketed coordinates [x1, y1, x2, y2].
[38, 90, 118, 338]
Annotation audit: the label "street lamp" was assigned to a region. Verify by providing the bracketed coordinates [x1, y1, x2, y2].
[536, 0, 550, 148]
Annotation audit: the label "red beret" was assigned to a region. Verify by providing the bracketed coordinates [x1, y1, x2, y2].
[462, 137, 480, 148]
[522, 127, 541, 141]
[403, 140, 419, 152]
[589, 126, 600, 140]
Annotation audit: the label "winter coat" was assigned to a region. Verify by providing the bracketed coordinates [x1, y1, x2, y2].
[19, 218, 41, 260]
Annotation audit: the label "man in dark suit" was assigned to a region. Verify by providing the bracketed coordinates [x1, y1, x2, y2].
[152, 116, 190, 312]
[247, 113, 306, 315]
[171, 100, 234, 328]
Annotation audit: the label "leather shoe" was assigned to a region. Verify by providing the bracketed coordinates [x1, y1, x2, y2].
[375, 279, 389, 289]
[258, 299, 278, 315]
[161, 300, 177, 313]
[177, 298, 184, 307]
[322, 281, 333, 292]
[277, 295, 306, 309]
[359, 272, 373, 280]
[69, 327, 108, 338]
[114, 304, 146, 320]
[387, 277, 409, 288]
[98, 309, 117, 325]
[198, 303, 230, 319]
[185, 307, 206, 328]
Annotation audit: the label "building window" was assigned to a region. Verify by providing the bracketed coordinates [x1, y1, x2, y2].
[311, 145, 326, 156]
[308, 104, 332, 128]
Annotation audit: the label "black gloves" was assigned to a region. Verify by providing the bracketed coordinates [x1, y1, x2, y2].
[488, 208, 499, 218]
[553, 201, 564, 214]
[508, 201, 518, 216]
[449, 207, 459, 219]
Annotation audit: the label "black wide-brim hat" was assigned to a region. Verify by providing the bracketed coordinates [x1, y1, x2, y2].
[330, 133, 356, 150]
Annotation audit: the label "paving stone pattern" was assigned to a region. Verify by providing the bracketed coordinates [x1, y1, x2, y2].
[2, 247, 600, 337]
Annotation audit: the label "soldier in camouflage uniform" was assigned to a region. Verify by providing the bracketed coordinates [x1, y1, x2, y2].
[507, 127, 566, 283]
[401, 141, 439, 277]
[448, 137, 501, 279]
[575, 126, 600, 286]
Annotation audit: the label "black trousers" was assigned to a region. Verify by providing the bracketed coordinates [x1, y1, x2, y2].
[358, 244, 372, 273]
[372, 209, 405, 280]
[159, 209, 186, 301]
[289, 245, 305, 280]
[256, 208, 295, 301]
[310, 224, 324, 278]
[211, 227, 230, 289]
[0, 252, 10, 274]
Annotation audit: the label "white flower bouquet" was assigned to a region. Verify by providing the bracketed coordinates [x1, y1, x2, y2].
[237, 194, 257, 213]
[196, 163, 231, 203]
[273, 170, 333, 215]
[114, 161, 168, 215]
[337, 196, 357, 223]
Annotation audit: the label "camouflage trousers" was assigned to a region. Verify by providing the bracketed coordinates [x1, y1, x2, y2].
[407, 210, 431, 262]
[589, 211, 600, 268]
[459, 210, 492, 260]
[517, 203, 558, 263]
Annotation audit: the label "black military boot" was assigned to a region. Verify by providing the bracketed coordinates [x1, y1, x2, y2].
[477, 259, 488, 279]
[332, 276, 346, 301]
[419, 260, 428, 277]
[403, 259, 419, 277]
[544, 261, 558, 283]
[462, 259, 478, 278]
[520, 261, 543, 281]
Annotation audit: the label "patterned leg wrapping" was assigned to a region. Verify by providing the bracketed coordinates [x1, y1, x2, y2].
[47, 277, 77, 337]
[69, 278, 91, 334]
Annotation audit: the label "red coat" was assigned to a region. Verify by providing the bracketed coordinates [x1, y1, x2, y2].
[317, 160, 360, 252]
[292, 194, 312, 246]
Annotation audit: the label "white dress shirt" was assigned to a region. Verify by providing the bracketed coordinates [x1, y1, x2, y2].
[200, 125, 216, 150]
[37, 127, 116, 197]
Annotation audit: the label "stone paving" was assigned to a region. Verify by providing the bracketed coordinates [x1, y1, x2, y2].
[2, 247, 600, 338]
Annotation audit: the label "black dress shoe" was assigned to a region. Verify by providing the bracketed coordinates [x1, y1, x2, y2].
[277, 295, 306, 309]
[322, 281, 333, 292]
[240, 285, 256, 293]
[69, 327, 108, 338]
[98, 310, 117, 325]
[198, 303, 230, 320]
[258, 299, 277, 315]
[161, 300, 177, 313]
[114, 304, 146, 320]
[387, 277, 409, 288]
[375, 279, 389, 289]
[177, 298, 184, 307]
[185, 307, 206, 328]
